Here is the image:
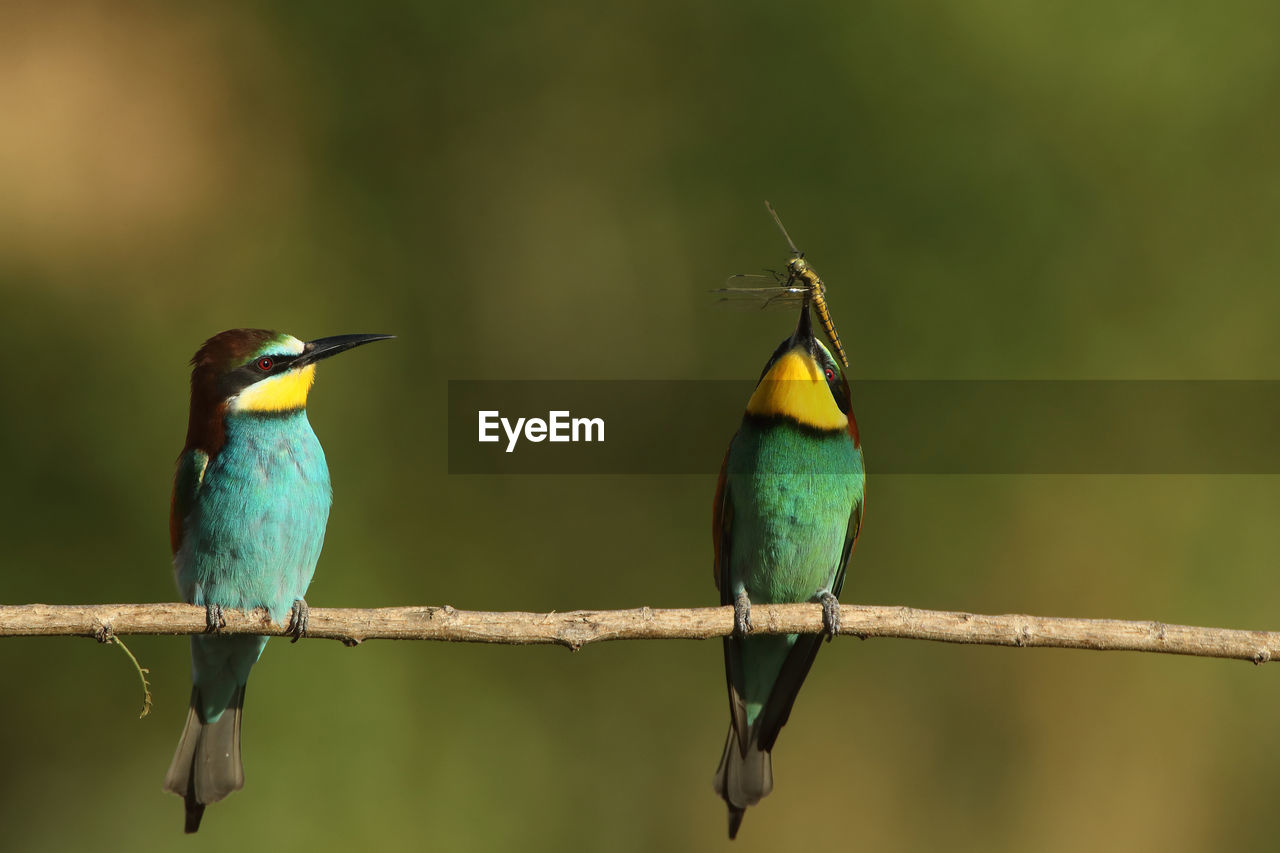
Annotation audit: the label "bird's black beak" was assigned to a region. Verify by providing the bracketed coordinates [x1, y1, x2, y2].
[297, 333, 395, 366]
[789, 294, 814, 349]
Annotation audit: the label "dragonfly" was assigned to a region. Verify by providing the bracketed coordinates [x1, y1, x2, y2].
[716, 201, 849, 369]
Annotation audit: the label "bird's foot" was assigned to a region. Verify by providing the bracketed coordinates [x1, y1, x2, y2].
[204, 603, 226, 634]
[818, 591, 841, 641]
[287, 598, 310, 643]
[733, 591, 753, 638]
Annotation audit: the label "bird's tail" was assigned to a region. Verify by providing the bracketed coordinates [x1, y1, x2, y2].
[162, 685, 246, 833]
[713, 725, 774, 840]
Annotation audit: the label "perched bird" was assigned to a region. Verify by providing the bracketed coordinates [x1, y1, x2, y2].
[712, 297, 865, 838]
[163, 329, 392, 833]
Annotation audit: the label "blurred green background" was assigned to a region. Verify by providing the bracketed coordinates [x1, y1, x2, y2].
[3, 1, 1280, 850]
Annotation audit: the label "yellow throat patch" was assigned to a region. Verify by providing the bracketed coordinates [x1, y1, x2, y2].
[232, 364, 317, 413]
[746, 347, 847, 430]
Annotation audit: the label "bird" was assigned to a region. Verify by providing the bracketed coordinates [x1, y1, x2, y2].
[711, 295, 865, 838]
[162, 328, 392, 833]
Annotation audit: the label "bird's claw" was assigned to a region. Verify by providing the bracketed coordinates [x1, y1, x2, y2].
[204, 603, 226, 633]
[819, 591, 841, 641]
[733, 591, 753, 638]
[287, 598, 310, 643]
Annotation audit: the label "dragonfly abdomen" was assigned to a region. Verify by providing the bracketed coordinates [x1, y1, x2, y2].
[811, 293, 848, 368]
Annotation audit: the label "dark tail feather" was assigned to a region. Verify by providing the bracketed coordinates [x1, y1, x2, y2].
[183, 798, 206, 834]
[727, 805, 746, 840]
[162, 685, 246, 833]
[713, 726, 773, 840]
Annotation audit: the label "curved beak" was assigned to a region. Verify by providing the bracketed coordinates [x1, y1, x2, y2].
[297, 333, 395, 366]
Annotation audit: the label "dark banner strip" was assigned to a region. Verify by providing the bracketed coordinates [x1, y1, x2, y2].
[447, 381, 1280, 474]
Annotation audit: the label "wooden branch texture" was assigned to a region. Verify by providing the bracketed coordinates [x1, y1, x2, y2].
[2, 602, 1279, 662]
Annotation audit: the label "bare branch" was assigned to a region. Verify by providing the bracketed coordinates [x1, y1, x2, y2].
[1, 602, 1278, 662]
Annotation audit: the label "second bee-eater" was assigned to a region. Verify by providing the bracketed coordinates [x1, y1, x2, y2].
[163, 328, 392, 833]
[711, 298, 865, 838]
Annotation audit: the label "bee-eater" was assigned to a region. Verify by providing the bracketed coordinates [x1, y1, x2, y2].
[163, 328, 392, 833]
[711, 297, 865, 838]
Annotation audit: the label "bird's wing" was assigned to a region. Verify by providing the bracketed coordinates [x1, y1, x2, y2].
[752, 634, 822, 752]
[831, 492, 864, 599]
[169, 449, 209, 555]
[714, 440, 751, 748]
[712, 445, 730, 590]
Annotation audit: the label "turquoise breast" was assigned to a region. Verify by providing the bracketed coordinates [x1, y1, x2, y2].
[176, 410, 332, 623]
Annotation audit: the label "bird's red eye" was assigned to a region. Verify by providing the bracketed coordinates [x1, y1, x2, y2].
[824, 367, 835, 381]
[256, 357, 274, 371]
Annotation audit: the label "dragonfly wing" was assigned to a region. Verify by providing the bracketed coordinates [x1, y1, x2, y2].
[712, 282, 810, 311]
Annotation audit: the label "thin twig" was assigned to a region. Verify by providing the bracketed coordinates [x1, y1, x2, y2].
[94, 626, 153, 718]
[2, 602, 1279, 663]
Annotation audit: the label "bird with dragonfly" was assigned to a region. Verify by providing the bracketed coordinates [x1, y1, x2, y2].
[711, 202, 865, 838]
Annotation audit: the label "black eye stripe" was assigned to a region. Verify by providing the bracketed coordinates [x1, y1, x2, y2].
[249, 354, 297, 373]
[217, 353, 300, 398]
